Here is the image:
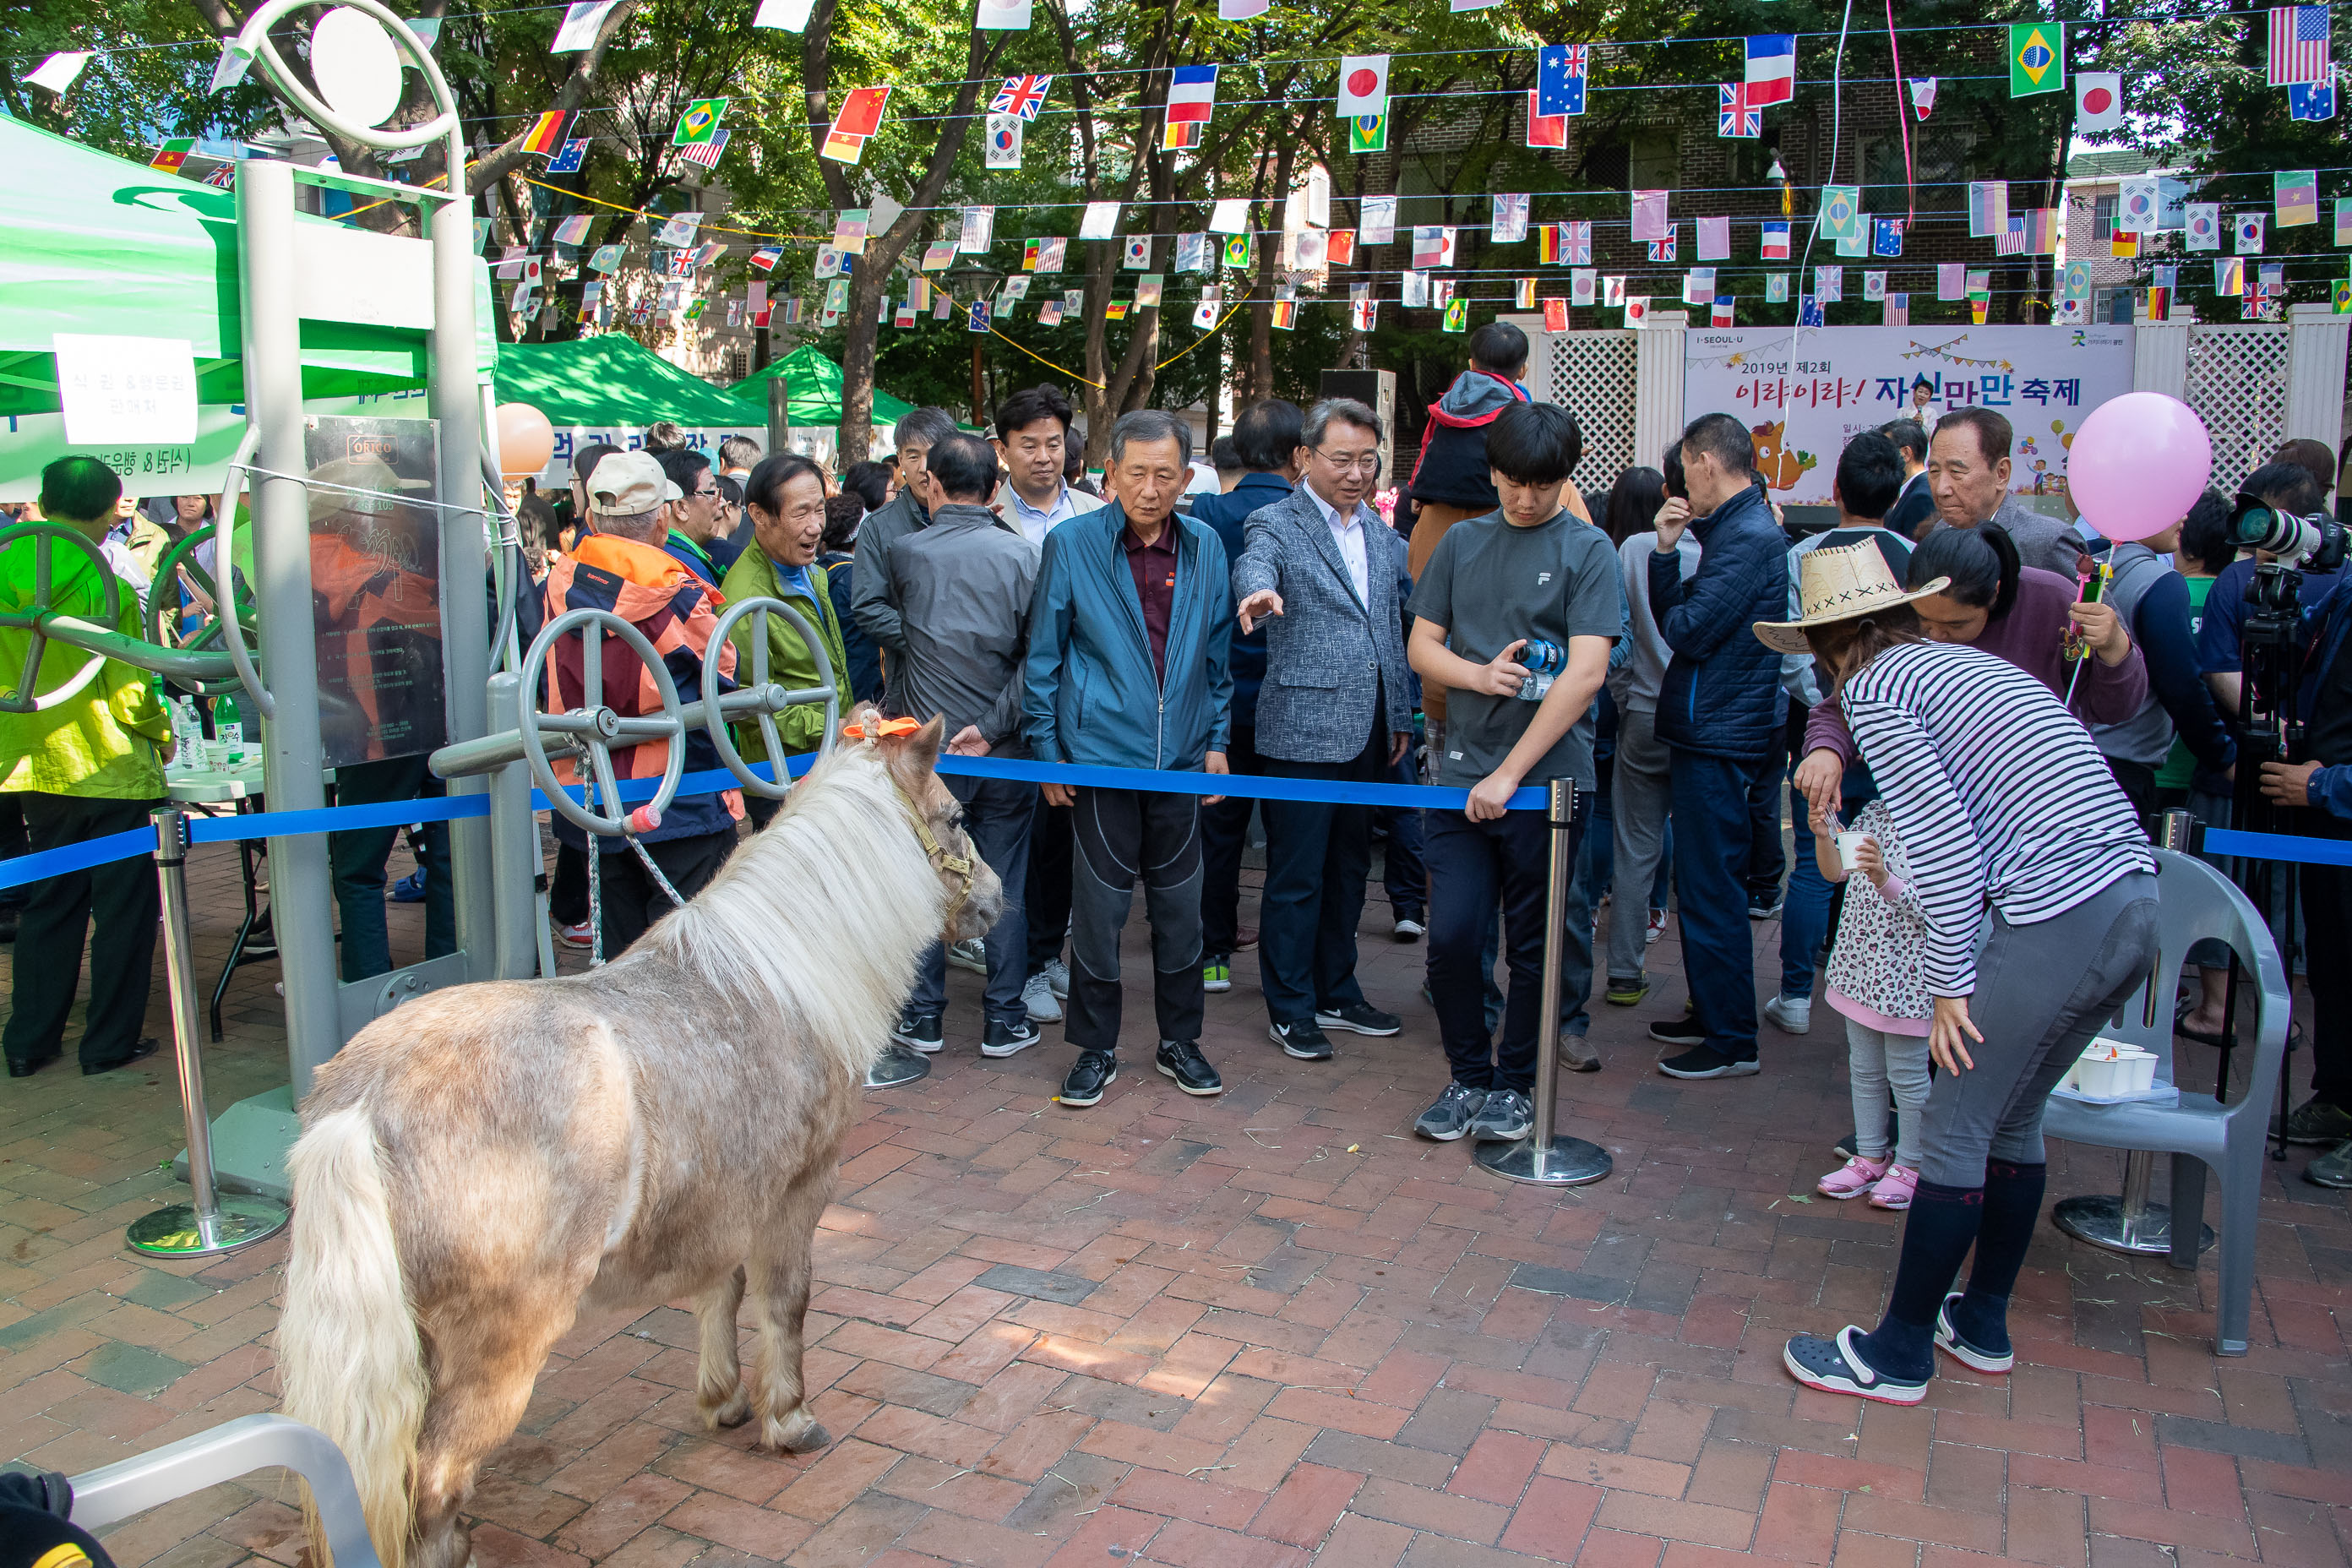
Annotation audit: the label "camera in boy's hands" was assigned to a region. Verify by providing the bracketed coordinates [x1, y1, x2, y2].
[1516, 638, 1565, 702]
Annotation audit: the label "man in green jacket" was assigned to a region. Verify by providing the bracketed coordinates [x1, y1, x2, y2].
[0, 458, 172, 1076]
[721, 453, 851, 827]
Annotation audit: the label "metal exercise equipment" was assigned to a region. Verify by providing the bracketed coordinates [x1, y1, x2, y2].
[1475, 779, 1614, 1188]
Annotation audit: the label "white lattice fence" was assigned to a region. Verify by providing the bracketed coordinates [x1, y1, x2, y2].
[2185, 324, 2290, 489]
[1529, 329, 1641, 486]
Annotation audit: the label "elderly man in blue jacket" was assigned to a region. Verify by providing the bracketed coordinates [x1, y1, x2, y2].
[1025, 409, 1234, 1108]
[1645, 413, 1790, 1080]
[1233, 397, 1416, 1062]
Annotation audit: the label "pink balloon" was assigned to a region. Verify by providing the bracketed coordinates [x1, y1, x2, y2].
[2065, 392, 2212, 542]
[495, 402, 556, 479]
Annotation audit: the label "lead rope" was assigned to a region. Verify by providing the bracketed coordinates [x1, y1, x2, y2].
[583, 825, 690, 969]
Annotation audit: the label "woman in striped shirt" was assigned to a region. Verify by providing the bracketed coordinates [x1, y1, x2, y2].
[1756, 543, 2158, 1405]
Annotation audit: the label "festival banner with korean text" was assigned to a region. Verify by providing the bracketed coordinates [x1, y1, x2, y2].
[1680, 325, 2135, 504]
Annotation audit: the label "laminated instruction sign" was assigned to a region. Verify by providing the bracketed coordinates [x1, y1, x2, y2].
[1681, 324, 2136, 505]
[52, 333, 199, 446]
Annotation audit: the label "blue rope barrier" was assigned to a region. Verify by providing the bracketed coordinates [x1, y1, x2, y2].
[2202, 827, 2352, 868]
[7, 747, 2349, 890]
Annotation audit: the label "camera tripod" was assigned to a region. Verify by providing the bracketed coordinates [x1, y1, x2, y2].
[2220, 563, 2307, 1158]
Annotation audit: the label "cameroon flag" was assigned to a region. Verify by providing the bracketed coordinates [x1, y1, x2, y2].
[2007, 23, 2065, 96]
[150, 137, 195, 172]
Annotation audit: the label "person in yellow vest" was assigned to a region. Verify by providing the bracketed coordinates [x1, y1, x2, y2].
[0, 458, 172, 1077]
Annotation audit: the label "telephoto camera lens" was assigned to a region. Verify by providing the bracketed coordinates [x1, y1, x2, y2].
[2230, 493, 2349, 570]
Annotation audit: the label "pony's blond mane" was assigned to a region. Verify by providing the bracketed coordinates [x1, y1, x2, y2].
[638, 743, 939, 1079]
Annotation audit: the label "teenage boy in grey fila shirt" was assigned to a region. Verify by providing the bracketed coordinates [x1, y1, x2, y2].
[1407, 401, 1622, 1146]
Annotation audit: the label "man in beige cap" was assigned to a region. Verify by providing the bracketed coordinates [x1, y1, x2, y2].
[520, 450, 741, 956]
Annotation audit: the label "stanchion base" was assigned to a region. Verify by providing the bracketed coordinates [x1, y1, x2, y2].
[2051, 1194, 2214, 1260]
[1475, 1135, 1614, 1187]
[127, 1196, 290, 1258]
[864, 1044, 932, 1089]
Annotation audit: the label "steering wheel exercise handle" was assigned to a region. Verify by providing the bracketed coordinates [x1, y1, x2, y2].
[703, 596, 841, 799]
[143, 522, 260, 696]
[517, 607, 688, 838]
[0, 524, 123, 715]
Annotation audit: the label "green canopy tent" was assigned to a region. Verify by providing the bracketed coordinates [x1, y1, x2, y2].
[0, 116, 455, 416]
[727, 345, 917, 430]
[493, 334, 756, 430]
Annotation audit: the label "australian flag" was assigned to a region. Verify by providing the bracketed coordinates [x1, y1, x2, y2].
[548, 137, 590, 174]
[1798, 293, 1826, 327]
[1538, 45, 1588, 117]
[2289, 79, 2335, 119]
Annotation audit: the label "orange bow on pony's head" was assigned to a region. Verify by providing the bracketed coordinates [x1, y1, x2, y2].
[841, 716, 921, 741]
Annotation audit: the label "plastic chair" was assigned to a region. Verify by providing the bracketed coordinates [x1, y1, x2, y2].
[2042, 847, 2289, 1356]
[69, 1413, 382, 1568]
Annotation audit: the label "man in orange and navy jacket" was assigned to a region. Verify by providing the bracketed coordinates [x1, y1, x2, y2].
[520, 449, 741, 953]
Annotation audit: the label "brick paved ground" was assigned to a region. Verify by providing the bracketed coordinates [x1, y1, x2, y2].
[3, 828, 2350, 1568]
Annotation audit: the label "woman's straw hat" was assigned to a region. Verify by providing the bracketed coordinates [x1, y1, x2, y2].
[1751, 541, 1951, 656]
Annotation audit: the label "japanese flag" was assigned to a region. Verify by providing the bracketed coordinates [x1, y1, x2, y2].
[1336, 54, 1390, 118]
[2075, 72, 2123, 132]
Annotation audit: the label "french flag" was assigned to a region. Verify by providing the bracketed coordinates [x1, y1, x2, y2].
[1745, 35, 1795, 106]
[1167, 64, 1218, 123]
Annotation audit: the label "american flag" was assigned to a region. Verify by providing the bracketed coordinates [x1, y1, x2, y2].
[1718, 83, 1761, 139]
[678, 128, 729, 169]
[1995, 216, 2027, 255]
[989, 74, 1052, 121]
[2268, 5, 2331, 85]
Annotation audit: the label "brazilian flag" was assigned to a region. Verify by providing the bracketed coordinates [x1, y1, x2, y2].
[1349, 114, 1386, 154]
[2007, 24, 2065, 97]
[672, 98, 728, 146]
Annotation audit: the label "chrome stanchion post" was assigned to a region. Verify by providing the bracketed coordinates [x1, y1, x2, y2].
[127, 809, 290, 1257]
[1477, 779, 1613, 1187]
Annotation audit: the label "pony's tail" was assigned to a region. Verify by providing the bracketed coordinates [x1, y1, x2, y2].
[280, 1107, 427, 1568]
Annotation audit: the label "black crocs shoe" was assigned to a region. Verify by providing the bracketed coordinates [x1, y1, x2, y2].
[1783, 1326, 1929, 1406]
[1934, 1294, 2014, 1374]
[1058, 1051, 1117, 1107]
[1155, 1039, 1223, 1096]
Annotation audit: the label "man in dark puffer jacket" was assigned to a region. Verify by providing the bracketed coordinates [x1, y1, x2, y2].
[1646, 412, 1790, 1080]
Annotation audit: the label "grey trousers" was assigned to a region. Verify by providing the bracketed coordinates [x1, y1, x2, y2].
[1917, 871, 2160, 1187]
[1606, 703, 1674, 983]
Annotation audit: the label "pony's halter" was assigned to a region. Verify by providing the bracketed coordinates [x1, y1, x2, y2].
[899, 791, 977, 929]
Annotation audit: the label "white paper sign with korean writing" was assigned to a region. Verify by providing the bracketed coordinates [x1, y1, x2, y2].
[53, 334, 199, 446]
[1680, 324, 2134, 504]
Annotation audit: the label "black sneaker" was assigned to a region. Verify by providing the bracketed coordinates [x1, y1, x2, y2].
[982, 1017, 1039, 1059]
[1315, 1002, 1402, 1037]
[1648, 1015, 1707, 1048]
[1270, 1019, 1332, 1060]
[1748, 895, 1784, 921]
[2283, 1096, 2352, 1146]
[1414, 1081, 1485, 1141]
[1155, 1039, 1223, 1096]
[1059, 1051, 1117, 1107]
[1832, 1130, 1859, 1160]
[1469, 1088, 1534, 1141]
[1657, 1045, 1759, 1080]
[890, 1010, 945, 1054]
[2306, 1138, 2352, 1189]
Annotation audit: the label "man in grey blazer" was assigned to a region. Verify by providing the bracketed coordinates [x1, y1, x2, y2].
[1925, 406, 2088, 574]
[1233, 397, 1415, 1061]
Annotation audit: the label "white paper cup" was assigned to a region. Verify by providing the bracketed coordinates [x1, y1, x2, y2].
[1836, 830, 1868, 871]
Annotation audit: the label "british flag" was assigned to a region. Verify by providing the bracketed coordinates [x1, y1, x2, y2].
[989, 74, 1053, 122]
[2268, 5, 2331, 84]
[1718, 83, 1761, 139]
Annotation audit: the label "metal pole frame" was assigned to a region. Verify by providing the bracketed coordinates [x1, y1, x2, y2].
[1476, 780, 1614, 1187]
[225, 2, 516, 1102]
[126, 809, 289, 1256]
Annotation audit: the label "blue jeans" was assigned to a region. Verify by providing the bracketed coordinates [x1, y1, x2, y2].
[1375, 749, 1426, 923]
[1669, 748, 1760, 1061]
[908, 772, 1034, 1026]
[1778, 770, 1834, 999]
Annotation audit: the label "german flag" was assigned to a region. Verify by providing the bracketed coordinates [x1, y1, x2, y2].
[522, 111, 569, 156]
[1538, 224, 1560, 265]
